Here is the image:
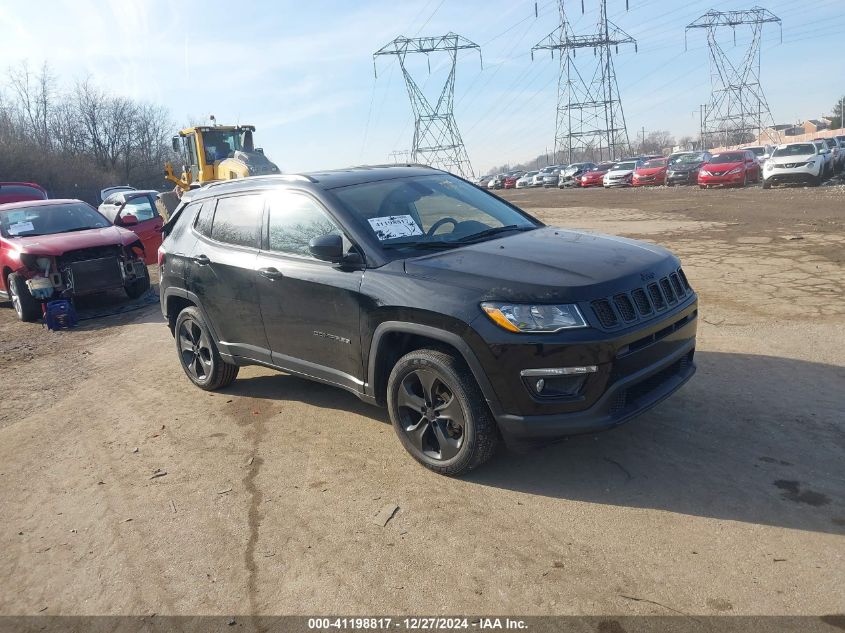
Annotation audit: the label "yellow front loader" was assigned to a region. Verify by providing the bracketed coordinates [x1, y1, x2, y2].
[164, 122, 280, 191]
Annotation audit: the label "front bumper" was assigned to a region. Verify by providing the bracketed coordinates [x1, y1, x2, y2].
[632, 174, 665, 186]
[666, 171, 697, 185]
[764, 169, 818, 184]
[468, 299, 698, 440]
[699, 172, 744, 186]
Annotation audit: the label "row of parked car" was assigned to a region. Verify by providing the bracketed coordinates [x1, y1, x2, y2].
[479, 135, 845, 191]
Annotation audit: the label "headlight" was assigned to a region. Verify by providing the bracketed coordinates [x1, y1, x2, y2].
[481, 302, 587, 333]
[765, 163, 774, 170]
[700, 170, 711, 176]
[727, 167, 742, 175]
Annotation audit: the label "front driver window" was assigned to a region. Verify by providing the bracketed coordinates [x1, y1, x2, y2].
[266, 192, 341, 258]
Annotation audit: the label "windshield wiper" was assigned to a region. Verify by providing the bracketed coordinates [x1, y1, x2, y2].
[455, 225, 533, 243]
[59, 226, 107, 233]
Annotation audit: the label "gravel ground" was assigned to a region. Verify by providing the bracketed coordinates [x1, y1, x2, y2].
[0, 183, 842, 617]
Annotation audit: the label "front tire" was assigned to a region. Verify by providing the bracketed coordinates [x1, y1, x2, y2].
[762, 179, 771, 189]
[124, 265, 151, 299]
[174, 306, 239, 390]
[387, 348, 499, 476]
[7, 273, 41, 322]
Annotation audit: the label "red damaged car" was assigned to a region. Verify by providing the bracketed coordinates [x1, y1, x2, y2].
[0, 199, 150, 322]
[698, 150, 760, 189]
[579, 162, 615, 187]
[632, 157, 668, 187]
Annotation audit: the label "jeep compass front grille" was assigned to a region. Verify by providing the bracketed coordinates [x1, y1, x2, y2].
[590, 267, 693, 331]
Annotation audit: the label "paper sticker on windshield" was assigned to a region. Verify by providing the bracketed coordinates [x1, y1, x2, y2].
[8, 221, 35, 235]
[368, 215, 423, 241]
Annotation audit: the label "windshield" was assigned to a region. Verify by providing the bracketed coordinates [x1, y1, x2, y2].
[709, 152, 744, 164]
[641, 159, 667, 168]
[0, 202, 110, 238]
[202, 129, 246, 162]
[333, 174, 538, 251]
[613, 162, 637, 171]
[669, 153, 705, 165]
[772, 144, 816, 157]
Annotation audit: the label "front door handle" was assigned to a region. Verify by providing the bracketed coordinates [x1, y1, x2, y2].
[258, 267, 284, 280]
[192, 254, 210, 265]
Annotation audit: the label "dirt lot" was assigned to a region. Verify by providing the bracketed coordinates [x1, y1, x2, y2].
[1, 184, 843, 617]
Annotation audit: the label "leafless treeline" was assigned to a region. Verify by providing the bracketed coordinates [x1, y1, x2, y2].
[0, 62, 174, 203]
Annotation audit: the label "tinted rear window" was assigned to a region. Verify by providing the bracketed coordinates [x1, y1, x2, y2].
[209, 194, 263, 248]
[0, 184, 46, 201]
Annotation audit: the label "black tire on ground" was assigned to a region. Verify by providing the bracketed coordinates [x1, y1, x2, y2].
[174, 306, 239, 390]
[387, 348, 499, 476]
[815, 173, 824, 187]
[124, 265, 151, 299]
[762, 179, 771, 189]
[7, 272, 42, 322]
[699, 185, 706, 189]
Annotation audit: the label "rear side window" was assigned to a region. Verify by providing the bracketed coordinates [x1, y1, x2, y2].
[266, 192, 340, 257]
[194, 200, 215, 237]
[165, 200, 201, 242]
[209, 194, 263, 248]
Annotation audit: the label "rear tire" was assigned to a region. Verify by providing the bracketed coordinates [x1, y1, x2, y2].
[174, 306, 239, 390]
[387, 348, 499, 476]
[762, 179, 771, 190]
[7, 273, 41, 322]
[124, 265, 151, 299]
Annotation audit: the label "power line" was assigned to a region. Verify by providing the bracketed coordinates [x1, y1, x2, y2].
[686, 7, 782, 147]
[374, 33, 483, 178]
[532, 0, 637, 163]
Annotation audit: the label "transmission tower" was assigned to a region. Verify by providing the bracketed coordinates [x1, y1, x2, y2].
[532, 1, 636, 163]
[686, 7, 782, 148]
[374, 33, 482, 178]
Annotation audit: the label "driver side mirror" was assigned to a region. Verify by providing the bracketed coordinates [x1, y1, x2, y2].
[119, 214, 139, 227]
[309, 233, 344, 262]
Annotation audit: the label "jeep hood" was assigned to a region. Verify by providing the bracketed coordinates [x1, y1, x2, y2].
[403, 227, 679, 303]
[13, 226, 140, 256]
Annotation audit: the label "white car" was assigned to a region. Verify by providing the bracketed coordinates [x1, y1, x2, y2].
[603, 160, 638, 187]
[741, 144, 774, 167]
[762, 142, 827, 188]
[516, 171, 538, 188]
[533, 167, 554, 187]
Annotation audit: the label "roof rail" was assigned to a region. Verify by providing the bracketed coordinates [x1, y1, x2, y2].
[200, 174, 317, 190]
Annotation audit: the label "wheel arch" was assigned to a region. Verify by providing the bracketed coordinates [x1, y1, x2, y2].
[367, 321, 502, 415]
[162, 288, 221, 344]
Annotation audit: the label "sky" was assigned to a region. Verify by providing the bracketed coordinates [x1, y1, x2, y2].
[1, 0, 842, 175]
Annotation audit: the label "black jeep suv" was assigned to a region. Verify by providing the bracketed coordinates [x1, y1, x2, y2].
[159, 166, 697, 475]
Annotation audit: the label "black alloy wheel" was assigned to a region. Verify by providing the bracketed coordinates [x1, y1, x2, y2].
[396, 368, 466, 461]
[174, 306, 238, 390]
[178, 316, 214, 383]
[387, 348, 498, 475]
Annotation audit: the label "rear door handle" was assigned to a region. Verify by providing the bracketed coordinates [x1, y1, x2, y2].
[192, 254, 210, 265]
[258, 267, 284, 280]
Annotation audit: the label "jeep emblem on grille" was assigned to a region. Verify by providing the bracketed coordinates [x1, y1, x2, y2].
[640, 272, 655, 281]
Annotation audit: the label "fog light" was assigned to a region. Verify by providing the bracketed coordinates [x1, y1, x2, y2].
[535, 379, 545, 393]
